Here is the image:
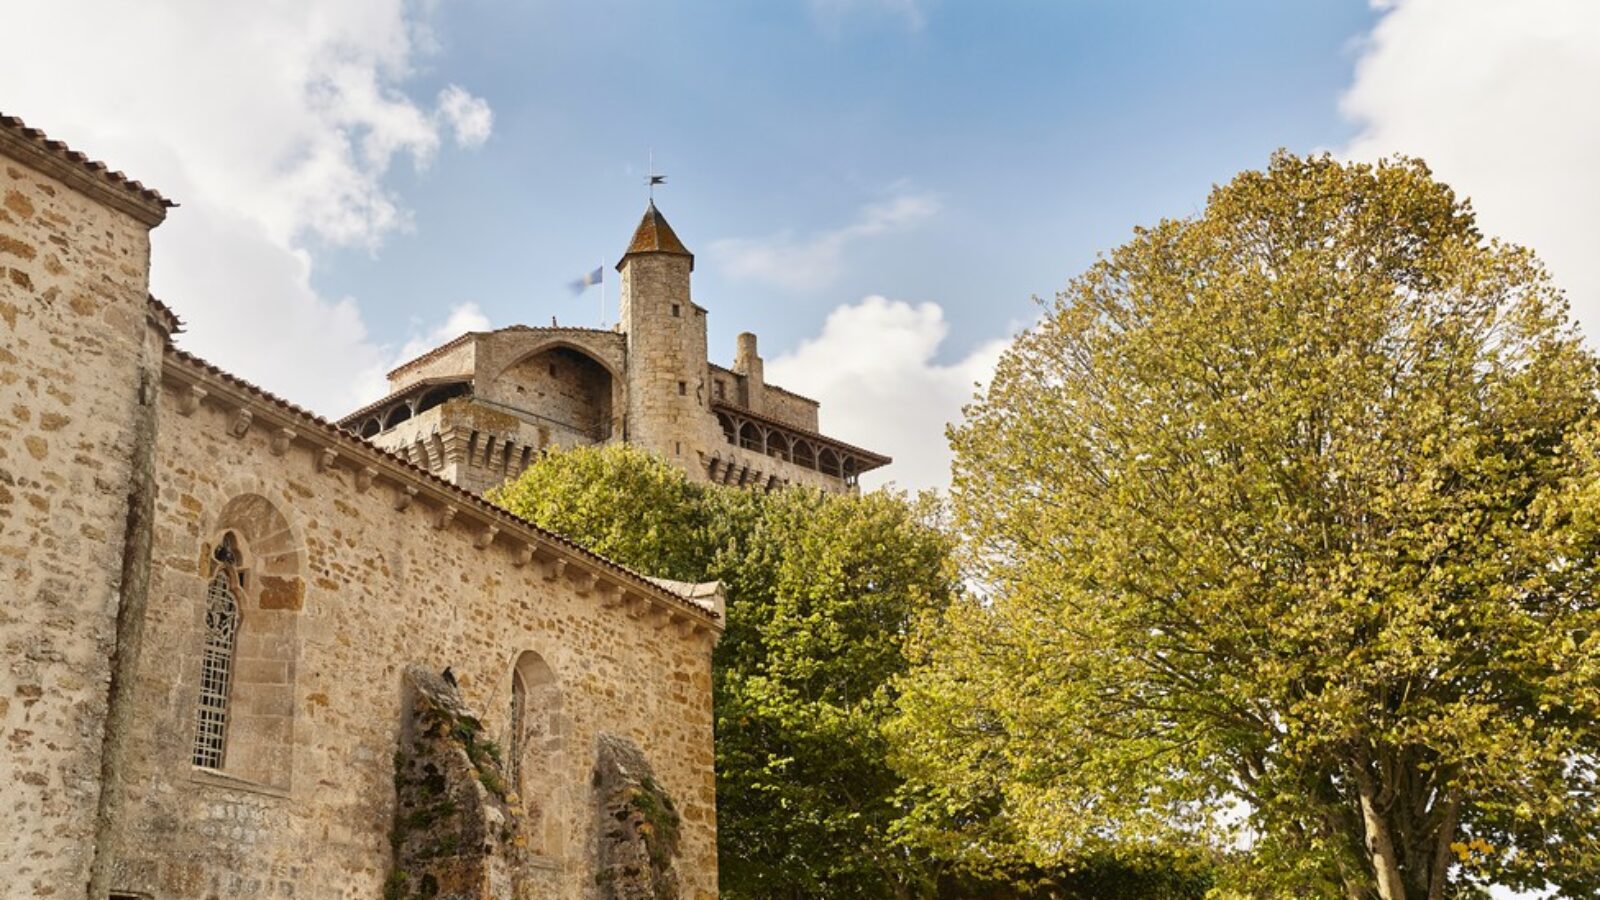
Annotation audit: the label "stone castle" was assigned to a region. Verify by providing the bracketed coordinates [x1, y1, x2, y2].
[0, 114, 883, 898]
[339, 202, 888, 495]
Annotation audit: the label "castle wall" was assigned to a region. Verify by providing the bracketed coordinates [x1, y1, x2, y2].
[756, 386, 820, 433]
[482, 344, 615, 440]
[0, 146, 163, 894]
[104, 372, 720, 900]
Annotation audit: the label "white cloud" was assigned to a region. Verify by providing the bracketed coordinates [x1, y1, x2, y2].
[767, 297, 1006, 493]
[0, 0, 493, 414]
[1342, 0, 1600, 334]
[438, 85, 494, 148]
[709, 189, 940, 292]
[351, 301, 494, 402]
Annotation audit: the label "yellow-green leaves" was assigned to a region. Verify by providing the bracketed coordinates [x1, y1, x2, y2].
[896, 153, 1600, 898]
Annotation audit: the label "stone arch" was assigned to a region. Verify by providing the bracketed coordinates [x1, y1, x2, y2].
[383, 403, 413, 430]
[508, 650, 567, 859]
[191, 492, 304, 789]
[491, 342, 620, 441]
[359, 417, 382, 438]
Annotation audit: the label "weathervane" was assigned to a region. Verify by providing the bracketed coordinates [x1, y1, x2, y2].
[647, 149, 666, 200]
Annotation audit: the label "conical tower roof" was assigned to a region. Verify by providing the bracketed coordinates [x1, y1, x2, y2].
[617, 201, 694, 271]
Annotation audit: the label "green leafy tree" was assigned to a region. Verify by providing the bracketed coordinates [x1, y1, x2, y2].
[491, 444, 961, 899]
[891, 154, 1600, 899]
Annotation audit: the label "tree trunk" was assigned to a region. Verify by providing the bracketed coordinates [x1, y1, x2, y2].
[1425, 792, 1461, 900]
[1353, 765, 1408, 900]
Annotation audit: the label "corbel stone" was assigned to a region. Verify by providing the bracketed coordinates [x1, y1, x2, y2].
[435, 505, 457, 530]
[394, 484, 417, 512]
[648, 606, 673, 628]
[270, 427, 295, 456]
[672, 612, 696, 637]
[229, 408, 253, 439]
[572, 570, 597, 597]
[512, 542, 535, 567]
[599, 583, 625, 608]
[541, 557, 567, 582]
[316, 447, 339, 473]
[474, 524, 499, 550]
[178, 384, 207, 416]
[356, 466, 377, 493]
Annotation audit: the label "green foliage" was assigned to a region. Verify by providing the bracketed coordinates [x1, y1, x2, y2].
[892, 153, 1600, 899]
[488, 443, 711, 581]
[493, 444, 964, 899]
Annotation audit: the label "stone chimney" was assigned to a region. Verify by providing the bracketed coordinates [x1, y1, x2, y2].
[733, 332, 764, 413]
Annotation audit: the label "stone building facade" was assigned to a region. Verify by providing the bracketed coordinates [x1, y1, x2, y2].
[0, 116, 727, 899]
[339, 203, 890, 496]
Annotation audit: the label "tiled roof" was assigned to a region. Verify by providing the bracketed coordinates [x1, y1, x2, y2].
[0, 113, 174, 225]
[618, 201, 693, 270]
[162, 339, 719, 621]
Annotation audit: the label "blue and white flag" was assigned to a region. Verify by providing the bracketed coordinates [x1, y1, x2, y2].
[568, 266, 603, 295]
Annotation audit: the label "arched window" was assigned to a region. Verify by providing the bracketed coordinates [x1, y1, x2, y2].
[508, 651, 564, 858]
[193, 533, 244, 769]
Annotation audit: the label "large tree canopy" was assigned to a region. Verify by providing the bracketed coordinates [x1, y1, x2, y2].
[491, 445, 960, 899]
[891, 154, 1600, 899]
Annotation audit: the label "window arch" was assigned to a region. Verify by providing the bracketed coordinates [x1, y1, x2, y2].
[190, 494, 303, 790]
[193, 533, 244, 769]
[507, 651, 565, 858]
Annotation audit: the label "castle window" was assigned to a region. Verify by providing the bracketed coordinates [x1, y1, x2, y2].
[715, 380, 725, 399]
[193, 535, 243, 769]
[671, 303, 681, 317]
[678, 381, 687, 396]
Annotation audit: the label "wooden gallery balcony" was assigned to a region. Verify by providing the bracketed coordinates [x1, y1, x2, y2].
[710, 401, 890, 490]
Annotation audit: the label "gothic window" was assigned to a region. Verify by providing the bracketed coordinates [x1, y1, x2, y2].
[192, 534, 244, 769]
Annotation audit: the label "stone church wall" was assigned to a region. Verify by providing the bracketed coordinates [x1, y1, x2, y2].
[102, 368, 719, 899]
[0, 139, 166, 895]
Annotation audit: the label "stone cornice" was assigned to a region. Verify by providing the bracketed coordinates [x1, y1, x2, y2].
[161, 348, 723, 637]
[0, 114, 172, 227]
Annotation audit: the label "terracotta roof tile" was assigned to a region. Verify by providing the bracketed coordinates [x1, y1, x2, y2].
[617, 201, 693, 270]
[164, 345, 719, 621]
[0, 113, 174, 224]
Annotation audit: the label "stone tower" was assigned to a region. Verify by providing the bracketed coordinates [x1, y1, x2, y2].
[0, 115, 174, 895]
[616, 201, 708, 470]
[341, 201, 891, 494]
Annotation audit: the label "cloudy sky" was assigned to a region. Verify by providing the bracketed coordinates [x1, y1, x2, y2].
[2, 0, 1596, 493]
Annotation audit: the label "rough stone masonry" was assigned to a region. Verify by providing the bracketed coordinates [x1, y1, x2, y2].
[0, 113, 808, 899]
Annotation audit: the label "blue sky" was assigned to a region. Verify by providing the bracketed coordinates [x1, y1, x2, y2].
[315, 1, 1378, 366]
[5, 0, 1595, 494]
